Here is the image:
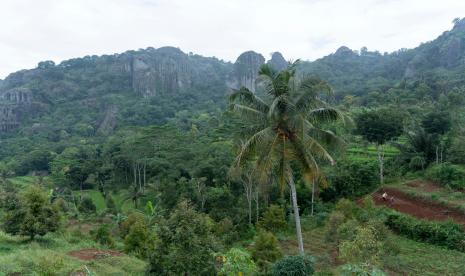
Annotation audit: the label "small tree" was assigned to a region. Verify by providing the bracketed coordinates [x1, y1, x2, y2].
[271, 255, 315, 276]
[251, 231, 283, 273]
[355, 109, 403, 184]
[3, 186, 61, 240]
[147, 200, 218, 275]
[217, 248, 257, 276]
[124, 220, 153, 258]
[259, 204, 287, 232]
[93, 224, 114, 247]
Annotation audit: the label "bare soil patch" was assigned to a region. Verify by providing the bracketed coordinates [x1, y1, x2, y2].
[373, 187, 465, 226]
[68, 248, 122, 260]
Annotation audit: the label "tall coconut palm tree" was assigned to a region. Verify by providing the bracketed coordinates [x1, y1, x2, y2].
[229, 61, 345, 254]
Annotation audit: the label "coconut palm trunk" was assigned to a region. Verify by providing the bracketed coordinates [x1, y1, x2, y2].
[289, 176, 304, 254]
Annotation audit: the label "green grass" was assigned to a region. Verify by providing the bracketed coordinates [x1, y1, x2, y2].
[111, 190, 136, 212]
[0, 230, 146, 275]
[383, 234, 465, 275]
[83, 190, 106, 212]
[8, 176, 45, 188]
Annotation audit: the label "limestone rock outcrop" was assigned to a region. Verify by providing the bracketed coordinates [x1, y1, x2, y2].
[267, 52, 287, 72]
[227, 51, 265, 92]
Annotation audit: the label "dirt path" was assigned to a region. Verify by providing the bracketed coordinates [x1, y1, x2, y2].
[68, 249, 122, 260]
[372, 187, 465, 226]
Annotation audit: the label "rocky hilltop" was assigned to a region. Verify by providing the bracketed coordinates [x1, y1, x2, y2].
[0, 48, 284, 133]
[1, 18, 465, 133]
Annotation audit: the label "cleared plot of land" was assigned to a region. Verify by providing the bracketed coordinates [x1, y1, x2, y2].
[391, 179, 465, 211]
[372, 187, 465, 226]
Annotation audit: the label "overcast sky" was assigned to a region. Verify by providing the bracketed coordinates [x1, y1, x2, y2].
[1, 0, 464, 79]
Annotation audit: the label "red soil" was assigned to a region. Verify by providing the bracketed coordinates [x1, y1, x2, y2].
[68, 249, 122, 260]
[372, 187, 465, 226]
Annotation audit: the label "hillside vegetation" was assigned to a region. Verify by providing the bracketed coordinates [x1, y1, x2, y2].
[1, 18, 465, 276]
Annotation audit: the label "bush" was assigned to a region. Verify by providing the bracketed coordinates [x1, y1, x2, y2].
[78, 197, 96, 214]
[334, 199, 357, 219]
[259, 204, 287, 232]
[340, 264, 386, 276]
[385, 211, 465, 251]
[3, 186, 61, 240]
[426, 163, 465, 190]
[339, 225, 382, 266]
[271, 255, 315, 276]
[147, 200, 218, 275]
[53, 198, 69, 213]
[251, 231, 283, 273]
[124, 220, 153, 257]
[215, 217, 239, 245]
[321, 158, 378, 201]
[217, 248, 257, 275]
[324, 211, 345, 243]
[120, 211, 146, 238]
[105, 195, 117, 214]
[93, 224, 114, 247]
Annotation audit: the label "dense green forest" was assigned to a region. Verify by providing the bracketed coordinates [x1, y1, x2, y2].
[1, 18, 465, 275]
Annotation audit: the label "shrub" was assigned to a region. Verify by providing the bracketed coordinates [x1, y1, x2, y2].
[105, 195, 117, 214]
[124, 220, 153, 257]
[259, 204, 287, 232]
[78, 197, 96, 214]
[324, 211, 345, 243]
[217, 248, 257, 275]
[120, 211, 146, 238]
[339, 225, 382, 266]
[93, 224, 114, 247]
[3, 186, 61, 240]
[215, 217, 239, 245]
[385, 211, 465, 251]
[271, 255, 315, 276]
[53, 198, 69, 213]
[334, 199, 357, 219]
[321, 158, 378, 201]
[251, 231, 283, 273]
[340, 264, 386, 276]
[426, 163, 465, 190]
[147, 200, 217, 275]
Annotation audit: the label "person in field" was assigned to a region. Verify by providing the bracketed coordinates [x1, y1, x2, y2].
[382, 192, 388, 201]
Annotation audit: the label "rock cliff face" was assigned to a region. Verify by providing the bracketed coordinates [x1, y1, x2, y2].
[227, 51, 265, 92]
[267, 52, 287, 71]
[127, 47, 193, 98]
[0, 87, 33, 132]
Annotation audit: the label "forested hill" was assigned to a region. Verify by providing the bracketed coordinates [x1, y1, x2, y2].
[300, 18, 465, 99]
[0, 19, 465, 164]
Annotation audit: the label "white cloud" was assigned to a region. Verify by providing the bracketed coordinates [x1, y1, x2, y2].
[0, 0, 464, 78]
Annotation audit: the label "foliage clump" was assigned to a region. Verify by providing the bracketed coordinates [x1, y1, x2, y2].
[78, 197, 96, 214]
[385, 210, 465, 251]
[93, 224, 114, 247]
[271, 254, 315, 276]
[3, 185, 61, 240]
[259, 204, 287, 232]
[251, 230, 283, 273]
[147, 200, 218, 275]
[217, 247, 257, 276]
[426, 162, 465, 190]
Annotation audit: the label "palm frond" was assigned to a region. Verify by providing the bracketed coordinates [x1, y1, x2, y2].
[233, 127, 274, 168]
[307, 107, 345, 124]
[229, 87, 269, 112]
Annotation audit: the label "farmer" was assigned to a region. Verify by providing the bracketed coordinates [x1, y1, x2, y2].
[382, 192, 388, 201]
